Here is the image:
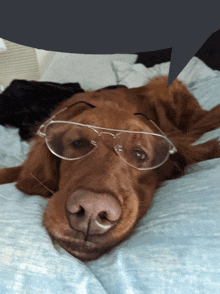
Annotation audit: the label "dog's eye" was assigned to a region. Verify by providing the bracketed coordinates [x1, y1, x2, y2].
[131, 147, 148, 163]
[70, 138, 91, 149]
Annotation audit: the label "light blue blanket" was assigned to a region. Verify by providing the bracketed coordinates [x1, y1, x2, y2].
[0, 75, 220, 293]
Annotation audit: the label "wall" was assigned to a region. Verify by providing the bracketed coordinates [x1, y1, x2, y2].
[0, 39, 40, 89]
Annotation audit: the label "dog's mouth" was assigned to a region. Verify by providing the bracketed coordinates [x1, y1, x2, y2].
[48, 229, 128, 261]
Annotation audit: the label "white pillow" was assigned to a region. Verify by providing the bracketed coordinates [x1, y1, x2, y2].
[111, 56, 217, 88]
[40, 53, 137, 90]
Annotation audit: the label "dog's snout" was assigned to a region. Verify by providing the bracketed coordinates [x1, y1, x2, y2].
[66, 190, 122, 235]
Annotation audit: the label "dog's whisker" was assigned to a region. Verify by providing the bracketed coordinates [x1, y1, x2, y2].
[166, 130, 182, 136]
[30, 173, 55, 195]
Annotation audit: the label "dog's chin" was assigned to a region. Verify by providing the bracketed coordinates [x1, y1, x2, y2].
[62, 242, 110, 262]
[46, 225, 137, 262]
[48, 233, 118, 262]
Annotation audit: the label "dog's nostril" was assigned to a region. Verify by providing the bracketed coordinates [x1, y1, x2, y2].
[99, 211, 108, 220]
[95, 212, 115, 231]
[76, 206, 85, 217]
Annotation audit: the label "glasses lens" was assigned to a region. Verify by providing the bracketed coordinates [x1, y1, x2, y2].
[45, 122, 98, 159]
[115, 132, 171, 169]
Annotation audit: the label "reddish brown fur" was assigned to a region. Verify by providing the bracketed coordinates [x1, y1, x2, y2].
[1, 76, 220, 261]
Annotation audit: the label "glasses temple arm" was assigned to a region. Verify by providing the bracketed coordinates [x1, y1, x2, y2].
[149, 120, 177, 153]
[37, 107, 69, 137]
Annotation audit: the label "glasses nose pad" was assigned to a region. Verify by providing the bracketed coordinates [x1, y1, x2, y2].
[114, 135, 123, 154]
[91, 134, 102, 147]
[91, 139, 98, 146]
[115, 144, 123, 152]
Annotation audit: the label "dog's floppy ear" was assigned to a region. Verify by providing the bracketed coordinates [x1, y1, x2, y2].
[133, 76, 207, 134]
[156, 134, 220, 182]
[16, 137, 59, 198]
[156, 152, 187, 181]
[16, 100, 96, 198]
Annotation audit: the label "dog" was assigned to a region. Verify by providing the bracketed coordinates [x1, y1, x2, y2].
[1, 76, 220, 262]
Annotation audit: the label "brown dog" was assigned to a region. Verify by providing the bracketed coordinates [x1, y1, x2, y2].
[1, 76, 220, 261]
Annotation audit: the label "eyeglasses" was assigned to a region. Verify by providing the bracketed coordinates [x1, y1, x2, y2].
[37, 108, 177, 171]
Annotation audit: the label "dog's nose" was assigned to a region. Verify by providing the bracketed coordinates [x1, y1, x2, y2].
[66, 190, 122, 235]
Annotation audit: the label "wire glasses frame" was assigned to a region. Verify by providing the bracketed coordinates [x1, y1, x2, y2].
[37, 107, 177, 170]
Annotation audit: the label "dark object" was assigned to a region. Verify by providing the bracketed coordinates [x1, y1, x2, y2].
[0, 80, 84, 140]
[196, 29, 220, 71]
[136, 29, 220, 71]
[136, 47, 172, 68]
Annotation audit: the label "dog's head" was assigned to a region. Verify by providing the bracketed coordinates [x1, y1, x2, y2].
[16, 77, 199, 261]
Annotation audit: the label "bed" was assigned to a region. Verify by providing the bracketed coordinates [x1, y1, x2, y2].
[0, 41, 220, 293]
